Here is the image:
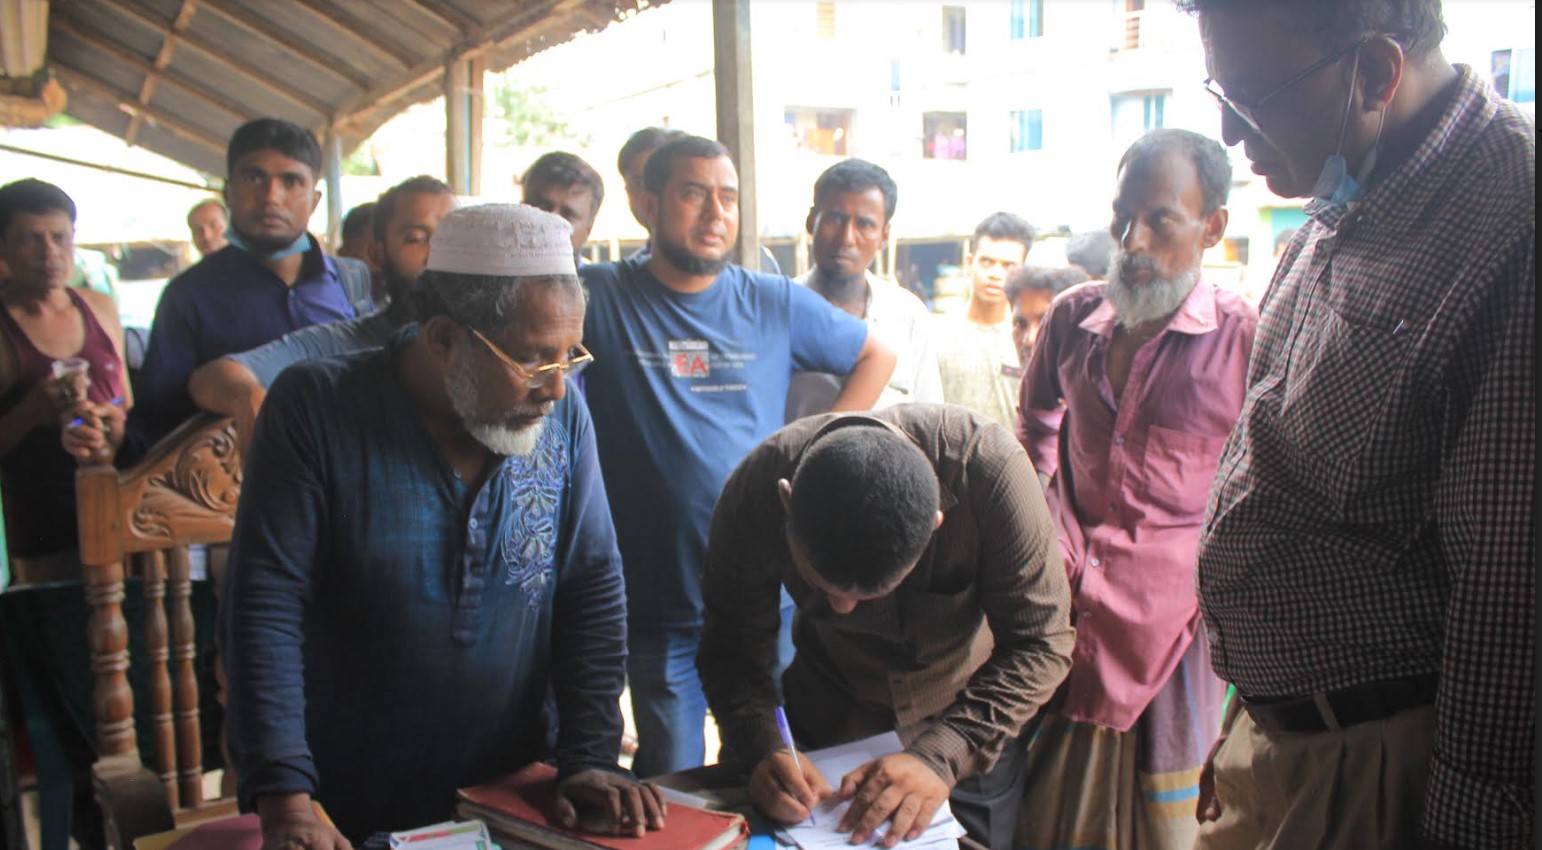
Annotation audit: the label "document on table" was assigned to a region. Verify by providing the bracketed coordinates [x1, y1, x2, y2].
[782, 732, 964, 850]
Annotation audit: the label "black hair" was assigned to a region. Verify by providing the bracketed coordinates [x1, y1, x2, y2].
[0, 179, 76, 234]
[341, 202, 376, 243]
[1005, 265, 1090, 302]
[618, 126, 688, 174]
[642, 135, 730, 195]
[1118, 129, 1233, 215]
[788, 424, 939, 595]
[522, 151, 605, 214]
[225, 117, 322, 177]
[1064, 230, 1118, 278]
[372, 175, 454, 244]
[410, 269, 584, 337]
[972, 211, 1035, 254]
[812, 159, 898, 222]
[1175, 0, 1446, 58]
[1274, 227, 1299, 253]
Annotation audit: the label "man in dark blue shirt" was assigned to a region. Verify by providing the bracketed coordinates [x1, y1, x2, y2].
[221, 204, 662, 845]
[131, 118, 370, 446]
[187, 176, 456, 450]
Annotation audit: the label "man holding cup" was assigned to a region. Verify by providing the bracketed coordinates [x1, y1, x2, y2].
[0, 179, 131, 580]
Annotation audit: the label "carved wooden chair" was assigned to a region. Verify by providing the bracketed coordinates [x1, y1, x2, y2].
[75, 413, 241, 848]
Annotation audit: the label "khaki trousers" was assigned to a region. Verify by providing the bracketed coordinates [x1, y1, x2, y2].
[1195, 703, 1433, 850]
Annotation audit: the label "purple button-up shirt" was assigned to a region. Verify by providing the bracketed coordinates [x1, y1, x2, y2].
[1017, 279, 1255, 729]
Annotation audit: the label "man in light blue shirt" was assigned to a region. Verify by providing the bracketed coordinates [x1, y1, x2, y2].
[580, 135, 896, 777]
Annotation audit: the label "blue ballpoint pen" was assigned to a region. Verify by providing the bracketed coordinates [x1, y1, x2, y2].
[774, 706, 815, 826]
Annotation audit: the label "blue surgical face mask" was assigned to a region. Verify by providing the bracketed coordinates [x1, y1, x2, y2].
[225, 227, 312, 261]
[1312, 42, 1385, 207]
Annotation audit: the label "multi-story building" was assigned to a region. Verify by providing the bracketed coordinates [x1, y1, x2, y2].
[456, 0, 1539, 303]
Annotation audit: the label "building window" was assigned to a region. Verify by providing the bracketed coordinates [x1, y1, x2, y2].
[1121, 0, 1146, 50]
[889, 60, 903, 107]
[785, 108, 852, 155]
[1010, 109, 1043, 152]
[1010, 0, 1043, 39]
[923, 112, 968, 160]
[1144, 93, 1165, 129]
[815, 1, 835, 41]
[1110, 91, 1168, 146]
[1493, 48, 1536, 103]
[942, 6, 966, 55]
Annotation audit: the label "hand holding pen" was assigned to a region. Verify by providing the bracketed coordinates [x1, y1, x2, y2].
[62, 396, 125, 466]
[748, 706, 832, 827]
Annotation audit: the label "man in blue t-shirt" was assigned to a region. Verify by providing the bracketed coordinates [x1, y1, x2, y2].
[580, 135, 895, 777]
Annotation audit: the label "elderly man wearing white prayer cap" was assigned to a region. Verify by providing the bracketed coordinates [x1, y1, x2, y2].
[221, 204, 666, 847]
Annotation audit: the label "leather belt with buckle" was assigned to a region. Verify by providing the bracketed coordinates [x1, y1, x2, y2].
[1241, 673, 1438, 734]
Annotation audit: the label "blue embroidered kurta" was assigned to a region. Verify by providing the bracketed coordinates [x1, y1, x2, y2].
[219, 328, 628, 839]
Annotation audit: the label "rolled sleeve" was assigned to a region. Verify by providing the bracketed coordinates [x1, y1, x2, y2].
[229, 314, 395, 389]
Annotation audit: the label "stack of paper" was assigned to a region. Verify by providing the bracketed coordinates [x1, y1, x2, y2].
[389, 820, 495, 850]
[780, 733, 964, 850]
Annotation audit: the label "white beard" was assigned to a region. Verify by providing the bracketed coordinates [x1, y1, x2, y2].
[445, 350, 551, 457]
[1103, 251, 1200, 328]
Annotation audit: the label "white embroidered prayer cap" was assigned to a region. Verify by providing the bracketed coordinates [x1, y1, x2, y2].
[425, 203, 576, 277]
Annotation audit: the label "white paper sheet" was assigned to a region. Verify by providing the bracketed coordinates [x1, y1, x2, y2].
[782, 733, 965, 850]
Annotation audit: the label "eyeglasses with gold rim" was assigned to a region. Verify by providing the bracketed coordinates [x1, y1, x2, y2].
[469, 327, 593, 389]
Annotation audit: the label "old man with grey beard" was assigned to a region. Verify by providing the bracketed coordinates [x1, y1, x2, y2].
[221, 204, 663, 847]
[1013, 129, 1257, 850]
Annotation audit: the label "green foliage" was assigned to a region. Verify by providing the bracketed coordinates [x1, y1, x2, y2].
[342, 145, 381, 176]
[487, 81, 585, 147]
[43, 113, 82, 128]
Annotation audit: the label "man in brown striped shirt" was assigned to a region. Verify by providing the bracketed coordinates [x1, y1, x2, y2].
[699, 405, 1073, 849]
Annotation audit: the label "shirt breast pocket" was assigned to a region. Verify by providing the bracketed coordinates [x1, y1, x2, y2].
[898, 581, 980, 663]
[1142, 425, 1228, 519]
[1278, 305, 1410, 503]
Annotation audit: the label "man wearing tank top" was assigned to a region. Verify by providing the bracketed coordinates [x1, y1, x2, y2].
[0, 179, 132, 582]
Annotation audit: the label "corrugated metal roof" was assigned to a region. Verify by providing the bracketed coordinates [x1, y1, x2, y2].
[40, 0, 662, 178]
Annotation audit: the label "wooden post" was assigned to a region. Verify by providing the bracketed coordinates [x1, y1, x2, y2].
[84, 559, 136, 759]
[445, 58, 484, 195]
[324, 128, 344, 249]
[712, 0, 758, 269]
[139, 551, 174, 805]
[167, 546, 202, 808]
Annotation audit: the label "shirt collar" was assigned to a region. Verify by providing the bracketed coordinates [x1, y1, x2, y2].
[1306, 64, 1493, 228]
[1079, 277, 1218, 338]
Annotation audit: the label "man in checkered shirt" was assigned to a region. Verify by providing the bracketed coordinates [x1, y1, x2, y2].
[1179, 1, 1535, 849]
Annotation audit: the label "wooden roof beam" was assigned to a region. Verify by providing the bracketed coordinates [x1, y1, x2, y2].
[50, 14, 250, 129]
[53, 64, 227, 155]
[126, 0, 198, 144]
[198, 0, 376, 90]
[409, 0, 481, 35]
[333, 0, 592, 133]
[289, 0, 418, 69]
[92, 0, 334, 119]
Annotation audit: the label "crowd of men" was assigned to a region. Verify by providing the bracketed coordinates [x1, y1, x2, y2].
[0, 1, 1532, 848]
